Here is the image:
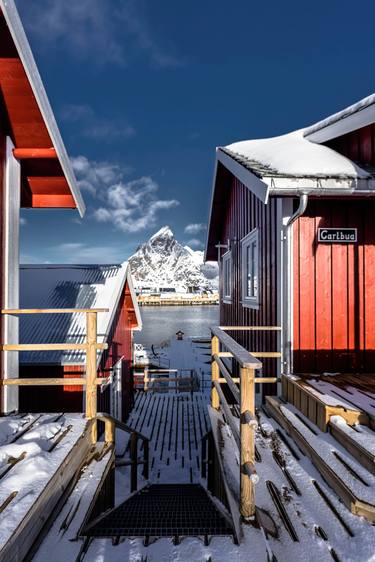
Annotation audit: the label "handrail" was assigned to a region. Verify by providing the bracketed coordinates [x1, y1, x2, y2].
[97, 413, 149, 491]
[211, 326, 262, 369]
[219, 325, 282, 331]
[1, 308, 109, 314]
[1, 308, 109, 443]
[210, 325, 281, 522]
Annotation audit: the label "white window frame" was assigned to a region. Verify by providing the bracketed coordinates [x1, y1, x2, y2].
[222, 251, 232, 303]
[241, 228, 260, 309]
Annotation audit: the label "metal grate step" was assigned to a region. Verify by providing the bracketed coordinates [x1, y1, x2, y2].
[82, 484, 234, 540]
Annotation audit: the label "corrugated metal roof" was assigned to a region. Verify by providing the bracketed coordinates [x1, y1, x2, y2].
[19, 262, 140, 365]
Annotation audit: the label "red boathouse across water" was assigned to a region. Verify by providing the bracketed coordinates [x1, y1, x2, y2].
[206, 94, 375, 388]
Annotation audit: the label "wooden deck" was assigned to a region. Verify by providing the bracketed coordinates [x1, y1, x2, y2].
[282, 374, 375, 430]
[124, 392, 210, 484]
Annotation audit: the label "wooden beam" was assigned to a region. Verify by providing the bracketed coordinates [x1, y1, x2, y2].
[219, 326, 282, 331]
[213, 353, 240, 404]
[1, 308, 109, 314]
[2, 343, 107, 351]
[213, 380, 240, 449]
[86, 312, 98, 442]
[1, 378, 106, 386]
[211, 335, 220, 408]
[13, 148, 57, 159]
[240, 367, 256, 519]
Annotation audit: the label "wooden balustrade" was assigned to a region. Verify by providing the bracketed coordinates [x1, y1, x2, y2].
[210, 325, 281, 520]
[1, 308, 109, 444]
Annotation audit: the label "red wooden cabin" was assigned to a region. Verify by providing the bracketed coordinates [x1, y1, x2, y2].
[0, 0, 85, 413]
[206, 94, 375, 390]
[18, 263, 141, 421]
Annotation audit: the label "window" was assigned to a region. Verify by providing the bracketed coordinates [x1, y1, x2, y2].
[222, 251, 232, 302]
[241, 229, 259, 308]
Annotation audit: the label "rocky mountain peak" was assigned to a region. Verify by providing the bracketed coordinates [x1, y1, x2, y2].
[129, 226, 218, 292]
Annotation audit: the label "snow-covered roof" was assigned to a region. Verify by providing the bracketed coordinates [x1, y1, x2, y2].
[19, 262, 141, 365]
[304, 93, 375, 143]
[224, 129, 369, 180]
[206, 93, 375, 259]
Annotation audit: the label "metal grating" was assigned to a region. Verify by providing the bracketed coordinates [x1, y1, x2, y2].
[82, 484, 234, 539]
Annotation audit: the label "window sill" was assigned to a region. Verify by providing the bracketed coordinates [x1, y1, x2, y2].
[222, 298, 232, 304]
[241, 300, 260, 310]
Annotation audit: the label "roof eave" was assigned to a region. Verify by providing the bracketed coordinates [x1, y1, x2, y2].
[217, 148, 269, 204]
[0, 0, 85, 217]
[304, 102, 375, 145]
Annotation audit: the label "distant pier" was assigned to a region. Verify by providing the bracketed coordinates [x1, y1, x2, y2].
[137, 294, 219, 306]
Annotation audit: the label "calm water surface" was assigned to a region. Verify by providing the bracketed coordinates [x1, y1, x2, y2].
[135, 305, 219, 347]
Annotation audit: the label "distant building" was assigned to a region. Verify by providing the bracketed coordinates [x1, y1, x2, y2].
[206, 94, 375, 387]
[19, 263, 141, 421]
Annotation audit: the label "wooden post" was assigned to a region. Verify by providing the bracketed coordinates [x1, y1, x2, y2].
[144, 367, 149, 391]
[143, 439, 149, 479]
[211, 335, 220, 408]
[105, 417, 115, 444]
[240, 366, 255, 519]
[130, 432, 138, 492]
[86, 311, 98, 443]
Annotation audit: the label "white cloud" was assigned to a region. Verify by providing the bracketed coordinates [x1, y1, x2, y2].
[71, 156, 126, 196]
[186, 238, 204, 249]
[184, 223, 206, 235]
[61, 104, 135, 142]
[94, 177, 179, 233]
[18, 0, 183, 69]
[72, 155, 179, 233]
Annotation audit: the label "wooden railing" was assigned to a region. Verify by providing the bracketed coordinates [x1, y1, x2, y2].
[210, 325, 282, 520]
[97, 413, 149, 492]
[1, 308, 109, 443]
[137, 367, 197, 393]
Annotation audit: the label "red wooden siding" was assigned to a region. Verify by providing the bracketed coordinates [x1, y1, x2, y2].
[326, 124, 375, 164]
[220, 176, 279, 393]
[293, 199, 375, 373]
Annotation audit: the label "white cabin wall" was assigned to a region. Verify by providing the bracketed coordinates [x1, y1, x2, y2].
[2, 136, 20, 413]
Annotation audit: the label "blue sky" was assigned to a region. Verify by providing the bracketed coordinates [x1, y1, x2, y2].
[17, 0, 375, 263]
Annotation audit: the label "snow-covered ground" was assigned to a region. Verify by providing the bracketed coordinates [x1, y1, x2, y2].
[0, 413, 88, 552]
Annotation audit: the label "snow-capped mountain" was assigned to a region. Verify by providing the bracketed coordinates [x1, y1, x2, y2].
[129, 226, 218, 292]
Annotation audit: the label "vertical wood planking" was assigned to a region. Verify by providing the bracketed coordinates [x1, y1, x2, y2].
[219, 176, 279, 390]
[293, 199, 375, 374]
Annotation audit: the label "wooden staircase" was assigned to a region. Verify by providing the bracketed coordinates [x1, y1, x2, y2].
[266, 376, 375, 523]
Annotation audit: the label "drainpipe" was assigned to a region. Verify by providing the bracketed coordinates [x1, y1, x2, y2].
[283, 192, 308, 378]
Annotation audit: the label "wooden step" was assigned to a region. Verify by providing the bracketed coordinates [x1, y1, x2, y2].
[329, 416, 375, 476]
[282, 375, 369, 431]
[266, 396, 375, 522]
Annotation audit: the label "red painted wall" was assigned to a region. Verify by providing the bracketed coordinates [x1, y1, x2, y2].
[19, 283, 135, 419]
[219, 176, 279, 394]
[326, 124, 375, 164]
[293, 198, 375, 373]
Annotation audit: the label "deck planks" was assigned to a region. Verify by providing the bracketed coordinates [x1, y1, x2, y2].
[126, 391, 209, 484]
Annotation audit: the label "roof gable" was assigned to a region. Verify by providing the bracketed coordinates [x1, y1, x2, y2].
[19, 263, 141, 365]
[0, 0, 85, 215]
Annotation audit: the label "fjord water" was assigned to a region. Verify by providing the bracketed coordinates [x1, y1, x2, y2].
[135, 305, 219, 348]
